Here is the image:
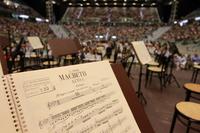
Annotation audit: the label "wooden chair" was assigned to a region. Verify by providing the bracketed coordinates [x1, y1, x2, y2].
[145, 60, 159, 87]
[42, 55, 59, 68]
[170, 102, 200, 133]
[191, 64, 200, 83]
[184, 83, 200, 101]
[145, 56, 170, 91]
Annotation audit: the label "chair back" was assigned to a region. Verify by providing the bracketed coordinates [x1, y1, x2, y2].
[158, 54, 171, 74]
[121, 54, 135, 77]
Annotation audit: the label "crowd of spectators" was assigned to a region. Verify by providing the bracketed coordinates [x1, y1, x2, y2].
[147, 41, 200, 70]
[65, 7, 160, 22]
[0, 11, 199, 72]
[160, 21, 200, 42]
[0, 17, 55, 39]
[64, 23, 160, 41]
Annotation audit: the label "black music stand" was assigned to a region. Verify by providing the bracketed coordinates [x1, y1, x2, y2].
[0, 48, 8, 75]
[48, 38, 82, 66]
[136, 64, 147, 104]
[132, 41, 152, 105]
[164, 55, 180, 88]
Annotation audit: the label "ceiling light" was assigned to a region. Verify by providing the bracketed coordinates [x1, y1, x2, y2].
[132, 3, 136, 5]
[123, 3, 126, 6]
[35, 18, 43, 22]
[45, 19, 49, 22]
[68, 3, 72, 5]
[5, 1, 10, 5]
[124, 0, 127, 2]
[63, 0, 67, 2]
[86, 3, 90, 5]
[151, 3, 156, 6]
[52, 1, 56, 4]
[114, 3, 117, 5]
[104, 3, 108, 5]
[83, 0, 87, 1]
[195, 16, 200, 21]
[95, 3, 99, 6]
[19, 14, 29, 19]
[14, 3, 19, 8]
[141, 4, 144, 7]
[80, 4, 83, 6]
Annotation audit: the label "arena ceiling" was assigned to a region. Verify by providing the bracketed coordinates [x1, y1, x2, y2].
[21, 0, 200, 21]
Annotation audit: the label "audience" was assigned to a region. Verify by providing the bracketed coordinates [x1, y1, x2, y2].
[0, 17, 55, 39]
[65, 7, 160, 22]
[191, 54, 200, 64]
[0, 6, 199, 73]
[64, 23, 160, 41]
[161, 22, 200, 42]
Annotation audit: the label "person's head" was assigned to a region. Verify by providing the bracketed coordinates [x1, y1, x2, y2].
[194, 54, 198, 57]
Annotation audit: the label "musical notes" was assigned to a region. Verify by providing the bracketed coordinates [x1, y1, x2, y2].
[47, 82, 112, 110]
[39, 92, 115, 130]
[40, 99, 129, 133]
[13, 61, 141, 133]
[51, 108, 133, 133]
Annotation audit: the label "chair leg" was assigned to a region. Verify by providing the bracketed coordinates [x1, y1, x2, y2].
[149, 72, 153, 85]
[185, 91, 191, 101]
[163, 73, 166, 88]
[186, 120, 191, 133]
[194, 70, 199, 83]
[170, 108, 178, 133]
[191, 69, 196, 82]
[145, 69, 149, 88]
[159, 73, 163, 91]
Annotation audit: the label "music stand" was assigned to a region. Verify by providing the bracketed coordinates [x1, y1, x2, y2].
[27, 36, 44, 50]
[24, 36, 44, 70]
[0, 48, 8, 75]
[0, 36, 10, 49]
[164, 55, 180, 88]
[48, 38, 82, 66]
[132, 41, 152, 104]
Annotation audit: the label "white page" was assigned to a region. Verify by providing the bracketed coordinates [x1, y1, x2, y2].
[132, 41, 152, 65]
[9, 61, 141, 133]
[27, 36, 43, 49]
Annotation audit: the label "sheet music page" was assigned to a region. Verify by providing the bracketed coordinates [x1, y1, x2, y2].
[27, 36, 43, 49]
[0, 78, 16, 133]
[10, 61, 141, 133]
[132, 41, 152, 65]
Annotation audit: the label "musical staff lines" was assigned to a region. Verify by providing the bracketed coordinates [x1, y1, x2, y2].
[39, 91, 115, 131]
[47, 82, 112, 110]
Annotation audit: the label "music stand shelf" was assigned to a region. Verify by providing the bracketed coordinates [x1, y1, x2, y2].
[48, 38, 82, 57]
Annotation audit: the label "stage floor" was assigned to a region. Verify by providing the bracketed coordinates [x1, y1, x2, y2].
[129, 64, 199, 133]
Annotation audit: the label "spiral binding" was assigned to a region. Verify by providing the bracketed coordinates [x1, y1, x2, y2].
[2, 75, 28, 132]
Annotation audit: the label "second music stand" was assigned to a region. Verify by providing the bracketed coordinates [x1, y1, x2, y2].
[132, 41, 152, 104]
